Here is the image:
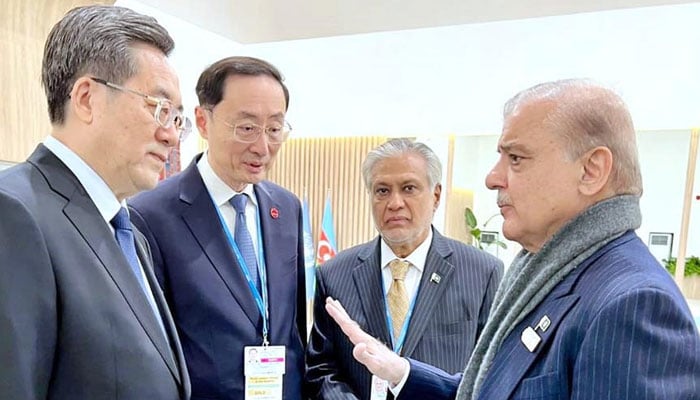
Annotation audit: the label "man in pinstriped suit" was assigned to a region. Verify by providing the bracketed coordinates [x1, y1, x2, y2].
[324, 80, 700, 399]
[305, 138, 504, 399]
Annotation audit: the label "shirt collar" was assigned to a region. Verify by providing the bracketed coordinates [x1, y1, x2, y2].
[380, 228, 433, 272]
[197, 151, 257, 207]
[43, 136, 121, 223]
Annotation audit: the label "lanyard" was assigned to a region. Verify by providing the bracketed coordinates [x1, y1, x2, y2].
[381, 270, 419, 354]
[212, 196, 270, 345]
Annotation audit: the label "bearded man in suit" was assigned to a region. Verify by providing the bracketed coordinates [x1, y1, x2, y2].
[306, 138, 503, 399]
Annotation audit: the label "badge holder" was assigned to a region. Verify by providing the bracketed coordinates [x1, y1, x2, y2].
[521, 315, 551, 352]
[244, 344, 286, 400]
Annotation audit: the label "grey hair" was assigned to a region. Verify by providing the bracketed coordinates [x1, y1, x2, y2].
[42, 5, 175, 124]
[504, 78, 642, 196]
[361, 138, 442, 191]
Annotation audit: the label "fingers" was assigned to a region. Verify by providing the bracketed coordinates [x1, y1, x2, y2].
[325, 297, 349, 322]
[324, 297, 409, 385]
[325, 297, 373, 345]
[353, 339, 408, 385]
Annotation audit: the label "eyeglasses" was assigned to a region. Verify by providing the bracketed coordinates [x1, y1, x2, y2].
[90, 77, 192, 142]
[203, 107, 291, 144]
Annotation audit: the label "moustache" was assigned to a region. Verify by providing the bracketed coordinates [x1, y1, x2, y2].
[496, 193, 512, 207]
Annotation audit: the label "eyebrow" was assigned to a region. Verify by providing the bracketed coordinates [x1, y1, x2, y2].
[498, 141, 532, 155]
[236, 111, 286, 120]
[152, 87, 184, 112]
[373, 177, 421, 188]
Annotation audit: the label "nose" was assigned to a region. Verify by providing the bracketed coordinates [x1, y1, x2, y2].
[387, 191, 405, 210]
[248, 131, 271, 156]
[156, 124, 179, 148]
[485, 158, 506, 191]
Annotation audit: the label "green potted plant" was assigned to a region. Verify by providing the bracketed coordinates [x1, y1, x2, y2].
[663, 256, 700, 277]
[464, 207, 507, 250]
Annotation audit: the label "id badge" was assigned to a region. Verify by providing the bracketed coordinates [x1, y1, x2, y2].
[370, 375, 388, 400]
[244, 345, 286, 400]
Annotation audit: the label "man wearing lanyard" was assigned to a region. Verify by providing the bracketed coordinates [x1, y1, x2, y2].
[305, 138, 503, 399]
[130, 56, 306, 400]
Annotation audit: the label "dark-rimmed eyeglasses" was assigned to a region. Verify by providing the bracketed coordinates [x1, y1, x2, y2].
[91, 77, 192, 142]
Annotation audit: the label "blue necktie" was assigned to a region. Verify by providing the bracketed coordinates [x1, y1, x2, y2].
[230, 194, 260, 291]
[111, 207, 167, 337]
[111, 207, 149, 293]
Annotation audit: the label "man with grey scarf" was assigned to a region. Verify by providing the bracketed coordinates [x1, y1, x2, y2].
[324, 79, 700, 399]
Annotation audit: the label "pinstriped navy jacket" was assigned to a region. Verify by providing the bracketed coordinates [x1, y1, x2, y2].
[401, 231, 700, 399]
[306, 229, 503, 400]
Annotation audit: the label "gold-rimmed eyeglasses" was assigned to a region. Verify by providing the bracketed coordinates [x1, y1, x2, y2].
[203, 108, 291, 144]
[91, 77, 192, 142]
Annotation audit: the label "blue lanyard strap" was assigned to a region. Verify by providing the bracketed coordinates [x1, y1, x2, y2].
[382, 268, 419, 354]
[212, 195, 270, 345]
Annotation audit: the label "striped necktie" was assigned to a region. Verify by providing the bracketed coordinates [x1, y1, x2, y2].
[230, 194, 260, 290]
[387, 259, 410, 343]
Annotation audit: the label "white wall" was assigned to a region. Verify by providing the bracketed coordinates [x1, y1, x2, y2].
[243, 3, 700, 138]
[637, 130, 692, 257]
[121, 1, 700, 263]
[454, 131, 700, 268]
[121, 1, 699, 141]
[116, 0, 244, 164]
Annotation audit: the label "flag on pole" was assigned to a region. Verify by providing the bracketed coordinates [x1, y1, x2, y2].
[315, 193, 337, 267]
[301, 196, 316, 301]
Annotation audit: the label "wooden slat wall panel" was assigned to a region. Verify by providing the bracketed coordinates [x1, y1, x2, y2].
[0, 0, 115, 163]
[444, 188, 474, 244]
[268, 137, 387, 252]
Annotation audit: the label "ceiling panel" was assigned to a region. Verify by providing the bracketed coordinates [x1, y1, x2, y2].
[139, 0, 698, 43]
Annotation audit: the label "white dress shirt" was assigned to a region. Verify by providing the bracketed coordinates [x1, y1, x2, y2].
[197, 152, 260, 255]
[380, 229, 434, 396]
[43, 136, 161, 321]
[380, 229, 433, 302]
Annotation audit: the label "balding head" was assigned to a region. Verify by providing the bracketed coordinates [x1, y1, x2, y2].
[504, 79, 642, 196]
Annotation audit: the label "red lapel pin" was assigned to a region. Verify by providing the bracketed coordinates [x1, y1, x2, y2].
[270, 207, 279, 219]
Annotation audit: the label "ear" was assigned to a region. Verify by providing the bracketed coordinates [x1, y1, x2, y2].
[578, 146, 613, 196]
[69, 76, 97, 124]
[433, 183, 442, 211]
[195, 106, 210, 140]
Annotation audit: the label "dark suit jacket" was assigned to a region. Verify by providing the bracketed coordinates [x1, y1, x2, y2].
[129, 155, 306, 400]
[400, 231, 700, 400]
[305, 230, 503, 399]
[0, 145, 190, 399]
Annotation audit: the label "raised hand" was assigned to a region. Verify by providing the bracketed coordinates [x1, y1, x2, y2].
[325, 297, 409, 386]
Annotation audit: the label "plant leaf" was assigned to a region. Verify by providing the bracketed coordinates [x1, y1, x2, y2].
[465, 207, 477, 229]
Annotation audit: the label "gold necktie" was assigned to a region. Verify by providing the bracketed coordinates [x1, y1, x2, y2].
[387, 259, 410, 343]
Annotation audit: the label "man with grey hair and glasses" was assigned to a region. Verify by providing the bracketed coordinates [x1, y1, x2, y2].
[0, 5, 191, 399]
[305, 138, 503, 399]
[324, 80, 700, 399]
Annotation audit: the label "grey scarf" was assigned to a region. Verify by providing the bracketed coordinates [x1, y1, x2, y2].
[455, 195, 642, 400]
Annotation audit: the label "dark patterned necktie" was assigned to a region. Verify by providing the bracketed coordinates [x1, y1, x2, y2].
[230, 194, 260, 291]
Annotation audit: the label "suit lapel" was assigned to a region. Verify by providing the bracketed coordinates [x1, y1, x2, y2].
[33, 146, 182, 386]
[477, 234, 632, 399]
[477, 294, 579, 400]
[401, 233, 455, 357]
[52, 175, 177, 384]
[62, 194, 175, 353]
[134, 234, 182, 383]
[179, 165, 261, 327]
[253, 184, 289, 341]
[353, 242, 392, 346]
